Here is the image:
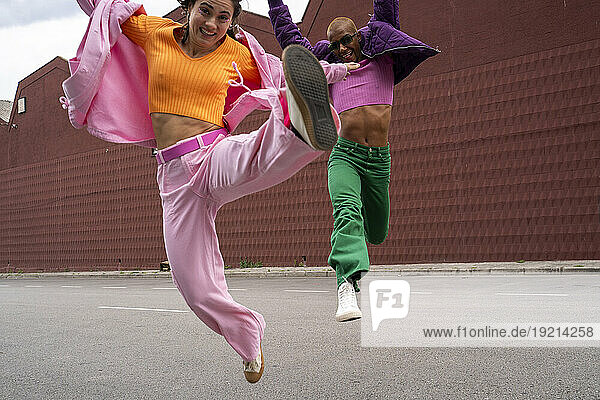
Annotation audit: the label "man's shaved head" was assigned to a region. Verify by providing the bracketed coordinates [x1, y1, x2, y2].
[326, 16, 362, 62]
[327, 17, 357, 40]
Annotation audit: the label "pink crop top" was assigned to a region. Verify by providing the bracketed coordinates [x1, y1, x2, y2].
[329, 54, 394, 113]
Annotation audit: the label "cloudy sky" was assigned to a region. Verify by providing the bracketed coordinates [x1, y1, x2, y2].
[1, 0, 310, 101]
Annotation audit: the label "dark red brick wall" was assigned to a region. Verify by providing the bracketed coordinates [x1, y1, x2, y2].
[0, 58, 164, 272]
[4, 58, 109, 170]
[218, 0, 600, 266]
[1, 0, 598, 272]
[0, 144, 163, 272]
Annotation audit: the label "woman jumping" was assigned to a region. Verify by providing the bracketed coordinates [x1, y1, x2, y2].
[62, 0, 357, 383]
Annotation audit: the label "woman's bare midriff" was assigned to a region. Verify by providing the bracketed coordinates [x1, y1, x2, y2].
[152, 113, 223, 149]
[338, 104, 392, 147]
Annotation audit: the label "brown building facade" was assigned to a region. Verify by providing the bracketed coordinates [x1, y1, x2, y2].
[1, 0, 599, 272]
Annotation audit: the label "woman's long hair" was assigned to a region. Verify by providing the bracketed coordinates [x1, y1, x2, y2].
[177, 0, 243, 43]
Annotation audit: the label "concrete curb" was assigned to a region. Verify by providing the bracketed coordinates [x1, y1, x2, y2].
[1, 261, 599, 279]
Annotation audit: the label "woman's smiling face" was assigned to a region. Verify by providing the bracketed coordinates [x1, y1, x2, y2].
[187, 0, 234, 50]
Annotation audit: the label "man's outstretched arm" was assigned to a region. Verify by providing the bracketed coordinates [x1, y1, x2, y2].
[371, 0, 400, 28]
[267, 0, 316, 52]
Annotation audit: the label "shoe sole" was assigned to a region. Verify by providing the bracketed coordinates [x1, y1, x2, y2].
[335, 310, 363, 322]
[282, 45, 337, 151]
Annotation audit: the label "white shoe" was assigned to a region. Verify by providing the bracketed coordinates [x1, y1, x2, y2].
[243, 344, 264, 384]
[282, 45, 338, 151]
[335, 281, 362, 322]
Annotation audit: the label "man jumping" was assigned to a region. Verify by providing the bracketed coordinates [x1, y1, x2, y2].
[268, 0, 439, 321]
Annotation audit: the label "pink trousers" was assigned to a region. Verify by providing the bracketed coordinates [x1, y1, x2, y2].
[157, 113, 320, 361]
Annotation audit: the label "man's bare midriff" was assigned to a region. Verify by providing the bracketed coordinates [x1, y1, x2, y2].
[338, 104, 392, 147]
[152, 113, 223, 149]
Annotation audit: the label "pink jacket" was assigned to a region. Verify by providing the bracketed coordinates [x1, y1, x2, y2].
[61, 0, 347, 148]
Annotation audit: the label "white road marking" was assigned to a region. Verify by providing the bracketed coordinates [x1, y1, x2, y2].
[284, 289, 329, 293]
[496, 293, 569, 297]
[228, 288, 247, 291]
[98, 306, 189, 313]
[102, 286, 127, 289]
[62, 285, 82, 288]
[25, 285, 43, 288]
[152, 287, 177, 290]
[0, 284, 10, 287]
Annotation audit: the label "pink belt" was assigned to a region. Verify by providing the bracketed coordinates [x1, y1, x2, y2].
[155, 128, 229, 164]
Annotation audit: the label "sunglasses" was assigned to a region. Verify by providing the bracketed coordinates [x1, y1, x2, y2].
[328, 32, 358, 52]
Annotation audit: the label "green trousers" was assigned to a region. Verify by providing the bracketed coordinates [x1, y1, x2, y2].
[327, 137, 391, 289]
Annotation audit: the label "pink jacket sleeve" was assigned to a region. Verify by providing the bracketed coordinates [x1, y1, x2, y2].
[320, 61, 348, 84]
[62, 0, 155, 147]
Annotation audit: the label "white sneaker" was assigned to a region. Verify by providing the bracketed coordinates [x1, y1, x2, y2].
[282, 45, 338, 151]
[243, 344, 264, 384]
[335, 281, 362, 322]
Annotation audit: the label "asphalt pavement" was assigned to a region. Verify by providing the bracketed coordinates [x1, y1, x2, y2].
[1, 274, 599, 399]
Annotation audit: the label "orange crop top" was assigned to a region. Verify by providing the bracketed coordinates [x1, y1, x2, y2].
[121, 14, 261, 127]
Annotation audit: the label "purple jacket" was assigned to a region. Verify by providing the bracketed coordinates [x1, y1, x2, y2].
[268, 0, 439, 85]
